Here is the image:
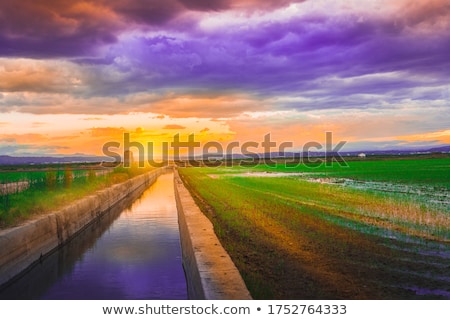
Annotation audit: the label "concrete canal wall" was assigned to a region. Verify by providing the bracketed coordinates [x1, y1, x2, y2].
[1, 166, 252, 300]
[0, 167, 169, 287]
[174, 169, 252, 300]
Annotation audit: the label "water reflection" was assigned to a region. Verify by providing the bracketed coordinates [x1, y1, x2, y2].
[0, 173, 187, 300]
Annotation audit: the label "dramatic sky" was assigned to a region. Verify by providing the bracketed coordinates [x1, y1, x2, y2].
[1, 0, 449, 157]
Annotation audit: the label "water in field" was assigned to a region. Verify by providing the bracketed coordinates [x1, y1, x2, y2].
[306, 177, 450, 210]
[209, 171, 450, 211]
[0, 173, 187, 300]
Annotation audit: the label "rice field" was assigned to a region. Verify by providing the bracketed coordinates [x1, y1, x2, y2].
[179, 156, 450, 299]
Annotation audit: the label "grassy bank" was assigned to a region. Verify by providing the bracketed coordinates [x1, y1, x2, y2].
[0, 165, 152, 228]
[178, 157, 450, 299]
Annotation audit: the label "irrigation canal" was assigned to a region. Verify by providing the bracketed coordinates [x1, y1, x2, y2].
[0, 172, 188, 299]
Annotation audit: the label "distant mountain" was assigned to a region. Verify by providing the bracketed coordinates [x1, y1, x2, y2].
[426, 145, 450, 153]
[0, 155, 114, 166]
[195, 145, 450, 160]
[1, 144, 448, 165]
[342, 145, 450, 156]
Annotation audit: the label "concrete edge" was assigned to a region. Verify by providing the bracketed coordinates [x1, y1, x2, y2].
[0, 167, 169, 288]
[174, 168, 252, 300]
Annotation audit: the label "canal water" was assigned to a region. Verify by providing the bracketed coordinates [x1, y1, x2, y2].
[0, 173, 187, 299]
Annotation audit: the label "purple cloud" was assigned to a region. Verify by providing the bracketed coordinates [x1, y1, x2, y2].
[0, 1, 120, 58]
[0, 0, 449, 119]
[0, 0, 305, 58]
[84, 11, 448, 112]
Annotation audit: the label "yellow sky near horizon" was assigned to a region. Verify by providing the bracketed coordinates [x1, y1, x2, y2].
[1, 108, 449, 157]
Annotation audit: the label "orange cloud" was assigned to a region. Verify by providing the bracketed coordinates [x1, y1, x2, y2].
[148, 95, 271, 118]
[0, 133, 49, 144]
[398, 0, 450, 28]
[82, 117, 105, 121]
[89, 127, 125, 137]
[396, 129, 450, 144]
[135, 127, 144, 134]
[163, 124, 186, 130]
[0, 59, 82, 93]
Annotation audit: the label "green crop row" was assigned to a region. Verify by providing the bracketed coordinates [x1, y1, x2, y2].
[201, 157, 450, 188]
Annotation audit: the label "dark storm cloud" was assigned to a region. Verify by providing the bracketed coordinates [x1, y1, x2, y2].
[0, 0, 305, 58]
[1, 0, 449, 117]
[0, 0, 120, 58]
[84, 10, 449, 113]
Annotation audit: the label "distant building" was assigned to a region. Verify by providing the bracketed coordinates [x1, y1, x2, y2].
[358, 153, 366, 158]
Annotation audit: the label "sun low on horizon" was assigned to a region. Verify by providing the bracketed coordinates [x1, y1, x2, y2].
[1, 0, 449, 157]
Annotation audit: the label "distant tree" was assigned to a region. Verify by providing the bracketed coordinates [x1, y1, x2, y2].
[63, 168, 74, 189]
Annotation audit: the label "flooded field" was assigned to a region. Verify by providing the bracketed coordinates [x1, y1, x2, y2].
[180, 158, 450, 299]
[307, 177, 450, 211]
[209, 170, 450, 211]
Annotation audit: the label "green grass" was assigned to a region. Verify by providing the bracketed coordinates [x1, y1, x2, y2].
[0, 165, 153, 228]
[178, 157, 450, 299]
[205, 156, 450, 188]
[0, 176, 108, 227]
[0, 162, 108, 184]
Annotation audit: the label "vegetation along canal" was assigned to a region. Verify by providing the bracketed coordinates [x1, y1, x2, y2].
[0, 172, 187, 299]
